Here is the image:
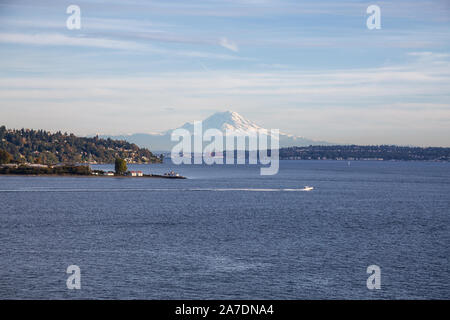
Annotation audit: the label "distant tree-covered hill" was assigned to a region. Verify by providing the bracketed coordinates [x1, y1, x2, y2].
[279, 145, 450, 161]
[0, 125, 162, 164]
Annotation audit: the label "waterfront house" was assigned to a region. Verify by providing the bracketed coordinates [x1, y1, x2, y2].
[130, 171, 143, 177]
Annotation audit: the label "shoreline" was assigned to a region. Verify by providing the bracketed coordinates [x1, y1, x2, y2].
[0, 173, 187, 179]
[0, 163, 186, 179]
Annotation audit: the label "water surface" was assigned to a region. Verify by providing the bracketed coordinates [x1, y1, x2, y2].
[0, 161, 449, 299]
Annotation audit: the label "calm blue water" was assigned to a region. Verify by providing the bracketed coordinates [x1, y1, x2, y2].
[0, 160, 449, 299]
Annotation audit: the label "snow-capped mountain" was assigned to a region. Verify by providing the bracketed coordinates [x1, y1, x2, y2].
[178, 111, 262, 134]
[102, 111, 331, 151]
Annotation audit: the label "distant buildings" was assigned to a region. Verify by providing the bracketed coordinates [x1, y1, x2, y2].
[279, 145, 450, 161]
[129, 171, 143, 177]
[27, 164, 49, 168]
[93, 170, 144, 176]
[164, 171, 180, 177]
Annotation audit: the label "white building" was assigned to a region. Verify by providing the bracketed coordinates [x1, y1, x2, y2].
[130, 171, 143, 177]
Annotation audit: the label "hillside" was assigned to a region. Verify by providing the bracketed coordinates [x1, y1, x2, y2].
[279, 145, 450, 161]
[0, 126, 162, 165]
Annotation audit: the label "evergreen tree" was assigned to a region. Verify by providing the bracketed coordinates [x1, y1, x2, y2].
[115, 158, 127, 175]
[0, 149, 12, 164]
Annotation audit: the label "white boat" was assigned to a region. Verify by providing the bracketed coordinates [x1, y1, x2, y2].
[303, 186, 314, 191]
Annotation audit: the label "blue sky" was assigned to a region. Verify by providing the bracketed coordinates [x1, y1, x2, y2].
[1, 0, 450, 146]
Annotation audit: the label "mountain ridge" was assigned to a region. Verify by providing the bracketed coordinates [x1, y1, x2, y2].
[102, 110, 332, 151]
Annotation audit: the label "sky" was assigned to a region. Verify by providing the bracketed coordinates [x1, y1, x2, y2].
[0, 0, 450, 146]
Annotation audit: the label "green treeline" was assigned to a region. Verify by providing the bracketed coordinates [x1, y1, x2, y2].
[0, 165, 91, 175]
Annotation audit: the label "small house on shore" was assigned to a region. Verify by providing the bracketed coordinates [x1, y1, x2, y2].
[129, 171, 143, 177]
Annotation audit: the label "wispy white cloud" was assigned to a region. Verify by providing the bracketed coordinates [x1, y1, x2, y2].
[407, 51, 450, 60]
[0, 32, 247, 61]
[1, 55, 448, 98]
[0, 32, 144, 50]
[1, 53, 449, 145]
[1, 17, 171, 33]
[1, 0, 449, 145]
[219, 37, 239, 52]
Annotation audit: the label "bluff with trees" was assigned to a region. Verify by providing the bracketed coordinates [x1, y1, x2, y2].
[0, 125, 162, 165]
